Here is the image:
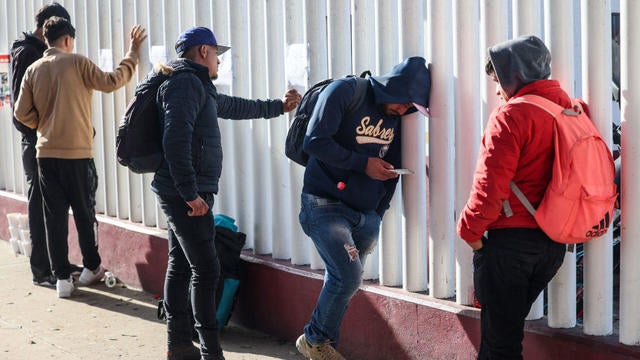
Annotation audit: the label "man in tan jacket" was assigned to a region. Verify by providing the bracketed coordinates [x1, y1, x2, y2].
[14, 16, 147, 298]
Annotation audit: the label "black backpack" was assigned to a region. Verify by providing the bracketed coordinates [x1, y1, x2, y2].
[285, 71, 371, 166]
[116, 69, 205, 174]
[116, 71, 170, 174]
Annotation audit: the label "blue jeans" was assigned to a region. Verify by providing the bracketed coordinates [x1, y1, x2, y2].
[299, 192, 381, 345]
[158, 193, 222, 360]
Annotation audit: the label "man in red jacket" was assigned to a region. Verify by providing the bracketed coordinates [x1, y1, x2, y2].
[456, 35, 567, 359]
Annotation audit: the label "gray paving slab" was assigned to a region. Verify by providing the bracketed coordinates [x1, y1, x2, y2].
[0, 240, 303, 360]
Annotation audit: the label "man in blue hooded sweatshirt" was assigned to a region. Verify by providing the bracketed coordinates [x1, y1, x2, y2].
[296, 57, 431, 360]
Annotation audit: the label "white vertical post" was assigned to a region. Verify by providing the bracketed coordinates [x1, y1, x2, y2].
[400, 0, 428, 292]
[98, 0, 117, 217]
[1, 0, 14, 192]
[163, 0, 179, 61]
[112, 0, 131, 221]
[545, 0, 577, 329]
[180, 0, 196, 28]
[376, 0, 403, 287]
[427, 0, 455, 299]
[141, 0, 159, 228]
[229, 0, 255, 244]
[480, 0, 509, 124]
[525, 295, 544, 320]
[87, 0, 106, 214]
[212, 0, 237, 221]
[513, 0, 543, 37]
[266, 0, 297, 261]
[249, 0, 272, 255]
[122, 0, 144, 224]
[284, 0, 306, 264]
[327, 0, 351, 77]
[581, 0, 613, 336]
[195, 0, 212, 28]
[454, 0, 481, 305]
[619, 0, 640, 345]
[353, 0, 379, 280]
[304, 0, 328, 270]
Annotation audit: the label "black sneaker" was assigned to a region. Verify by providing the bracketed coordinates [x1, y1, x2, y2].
[32, 274, 56, 287]
[167, 345, 200, 360]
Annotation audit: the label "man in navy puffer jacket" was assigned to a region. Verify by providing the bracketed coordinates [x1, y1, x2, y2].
[152, 27, 300, 360]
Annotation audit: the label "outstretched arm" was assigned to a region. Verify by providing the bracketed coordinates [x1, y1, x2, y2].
[281, 88, 301, 113]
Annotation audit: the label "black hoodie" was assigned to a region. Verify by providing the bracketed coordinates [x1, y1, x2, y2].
[10, 32, 47, 134]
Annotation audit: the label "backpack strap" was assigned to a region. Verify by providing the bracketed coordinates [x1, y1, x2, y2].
[509, 181, 537, 216]
[501, 94, 568, 218]
[510, 94, 584, 118]
[345, 76, 370, 114]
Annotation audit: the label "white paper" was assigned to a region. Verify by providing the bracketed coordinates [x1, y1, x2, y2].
[150, 45, 169, 66]
[285, 43, 308, 90]
[214, 51, 232, 87]
[98, 49, 113, 71]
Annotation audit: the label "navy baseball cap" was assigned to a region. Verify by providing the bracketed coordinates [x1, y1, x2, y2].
[174, 27, 230, 57]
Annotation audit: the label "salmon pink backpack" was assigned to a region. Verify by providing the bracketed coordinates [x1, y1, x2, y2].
[504, 94, 617, 245]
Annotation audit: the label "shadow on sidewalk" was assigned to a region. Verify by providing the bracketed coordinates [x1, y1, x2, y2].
[64, 282, 163, 324]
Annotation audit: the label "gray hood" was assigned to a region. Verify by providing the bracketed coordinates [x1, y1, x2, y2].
[488, 35, 551, 98]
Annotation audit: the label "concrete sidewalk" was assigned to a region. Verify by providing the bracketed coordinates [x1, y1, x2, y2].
[0, 240, 302, 360]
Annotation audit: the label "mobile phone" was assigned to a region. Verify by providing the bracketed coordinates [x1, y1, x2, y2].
[389, 168, 414, 175]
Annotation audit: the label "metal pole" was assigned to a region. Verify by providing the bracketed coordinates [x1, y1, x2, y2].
[212, 0, 237, 219]
[619, 0, 640, 345]
[122, 0, 144, 224]
[140, 0, 158, 228]
[545, 0, 577, 329]
[111, 0, 131, 221]
[269, 0, 294, 261]
[249, 0, 273, 255]
[376, 0, 403, 287]
[304, 0, 328, 270]
[581, 0, 613, 336]
[513, 0, 543, 37]
[480, 0, 509, 125]
[353, 0, 379, 280]
[327, 0, 351, 77]
[428, 0, 456, 299]
[400, 0, 428, 292]
[454, 0, 481, 305]
[229, 0, 255, 244]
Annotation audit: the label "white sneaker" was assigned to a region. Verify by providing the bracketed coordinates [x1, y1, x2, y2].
[78, 265, 105, 286]
[56, 277, 75, 298]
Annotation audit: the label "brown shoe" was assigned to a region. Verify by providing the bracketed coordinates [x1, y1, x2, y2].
[296, 334, 345, 360]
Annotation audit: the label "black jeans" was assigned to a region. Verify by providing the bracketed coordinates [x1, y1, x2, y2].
[38, 158, 100, 279]
[474, 228, 565, 360]
[21, 131, 50, 279]
[158, 193, 222, 360]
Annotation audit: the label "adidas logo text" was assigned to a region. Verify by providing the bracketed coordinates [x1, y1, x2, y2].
[585, 212, 610, 238]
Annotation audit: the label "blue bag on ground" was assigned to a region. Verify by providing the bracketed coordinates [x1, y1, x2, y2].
[157, 214, 246, 333]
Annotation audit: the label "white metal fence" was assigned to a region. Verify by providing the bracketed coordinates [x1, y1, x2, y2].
[1, 0, 639, 346]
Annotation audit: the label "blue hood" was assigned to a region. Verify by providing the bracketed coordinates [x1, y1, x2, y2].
[369, 56, 431, 111]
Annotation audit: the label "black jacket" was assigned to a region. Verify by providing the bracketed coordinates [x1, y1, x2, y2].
[10, 32, 47, 134]
[151, 59, 284, 201]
